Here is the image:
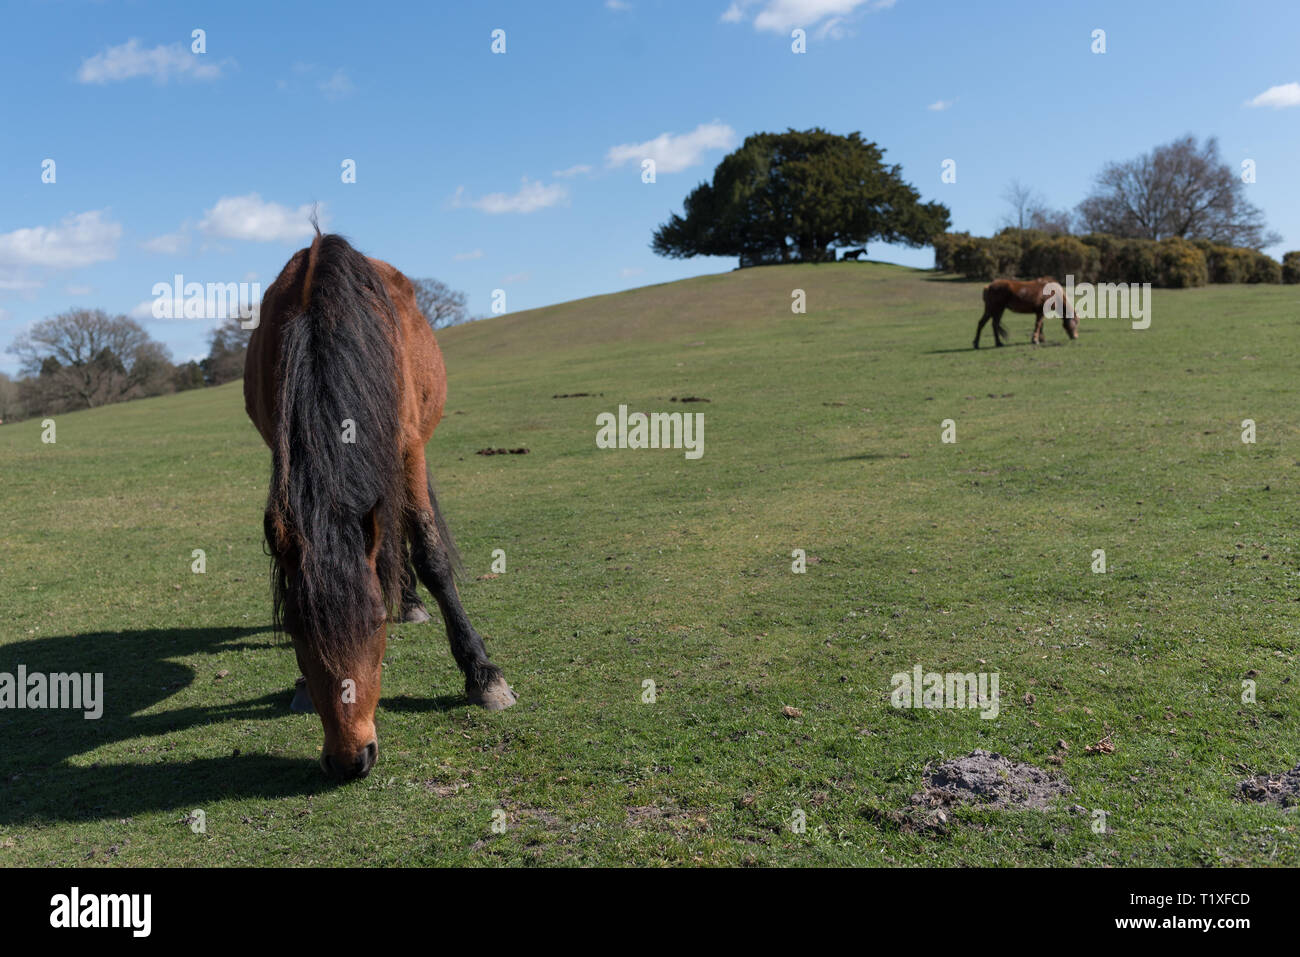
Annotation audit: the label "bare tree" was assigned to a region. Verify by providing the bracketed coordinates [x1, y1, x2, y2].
[1000, 179, 1041, 231]
[1027, 206, 1074, 235]
[410, 278, 470, 329]
[1076, 135, 1280, 248]
[7, 309, 173, 413]
[1000, 179, 1075, 234]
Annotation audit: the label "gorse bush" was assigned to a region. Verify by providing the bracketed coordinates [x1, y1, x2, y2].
[1246, 250, 1282, 284]
[949, 237, 998, 281]
[1021, 236, 1100, 284]
[1199, 243, 1255, 284]
[1094, 236, 1162, 285]
[934, 229, 1280, 288]
[1282, 251, 1300, 284]
[1157, 237, 1209, 288]
[931, 231, 966, 272]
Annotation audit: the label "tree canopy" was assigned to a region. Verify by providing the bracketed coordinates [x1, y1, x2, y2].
[201, 316, 250, 387]
[1076, 135, 1279, 249]
[651, 128, 950, 266]
[411, 277, 470, 329]
[7, 309, 173, 412]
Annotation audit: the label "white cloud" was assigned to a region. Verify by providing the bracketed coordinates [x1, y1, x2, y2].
[78, 39, 224, 84]
[0, 210, 121, 268]
[553, 164, 593, 178]
[452, 179, 568, 215]
[814, 16, 850, 39]
[0, 268, 40, 295]
[723, 0, 890, 34]
[606, 122, 736, 174]
[319, 69, 355, 98]
[619, 267, 644, 278]
[454, 249, 485, 261]
[142, 230, 191, 254]
[0, 278, 44, 292]
[1246, 82, 1300, 108]
[606, 0, 633, 8]
[65, 284, 93, 295]
[199, 194, 320, 242]
[927, 99, 954, 111]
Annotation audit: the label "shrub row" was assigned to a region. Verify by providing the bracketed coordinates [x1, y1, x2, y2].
[932, 228, 1297, 288]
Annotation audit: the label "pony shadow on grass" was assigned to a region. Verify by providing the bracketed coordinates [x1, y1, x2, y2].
[381, 693, 470, 714]
[0, 626, 336, 825]
[831, 452, 897, 462]
[922, 342, 1035, 355]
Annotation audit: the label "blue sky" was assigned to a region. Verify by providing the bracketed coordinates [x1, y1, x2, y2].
[2, 0, 1297, 375]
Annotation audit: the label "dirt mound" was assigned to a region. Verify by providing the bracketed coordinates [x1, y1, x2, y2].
[1236, 765, 1300, 810]
[910, 749, 1071, 811]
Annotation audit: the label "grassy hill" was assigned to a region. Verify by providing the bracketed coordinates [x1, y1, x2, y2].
[1, 262, 1298, 866]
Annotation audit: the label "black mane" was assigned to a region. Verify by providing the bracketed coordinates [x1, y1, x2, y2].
[265, 233, 407, 673]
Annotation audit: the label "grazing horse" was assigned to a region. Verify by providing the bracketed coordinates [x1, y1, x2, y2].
[973, 277, 1079, 348]
[244, 230, 516, 780]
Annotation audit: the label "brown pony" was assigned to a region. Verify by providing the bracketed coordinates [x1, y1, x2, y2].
[244, 230, 515, 780]
[973, 277, 1079, 348]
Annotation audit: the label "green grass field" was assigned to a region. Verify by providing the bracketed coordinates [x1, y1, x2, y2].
[2, 262, 1297, 866]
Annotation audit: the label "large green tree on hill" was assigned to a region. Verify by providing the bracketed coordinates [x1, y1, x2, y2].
[651, 129, 950, 266]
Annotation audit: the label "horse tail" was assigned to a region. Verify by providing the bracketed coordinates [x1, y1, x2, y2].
[426, 470, 465, 581]
[267, 232, 407, 671]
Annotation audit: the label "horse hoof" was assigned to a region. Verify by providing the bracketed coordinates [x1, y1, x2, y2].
[290, 677, 315, 714]
[468, 675, 517, 711]
[397, 604, 432, 624]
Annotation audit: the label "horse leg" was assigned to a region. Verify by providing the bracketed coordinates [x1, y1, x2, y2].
[407, 470, 516, 710]
[1064, 307, 1079, 340]
[992, 308, 1007, 347]
[394, 542, 432, 623]
[974, 311, 991, 349]
[1032, 309, 1044, 344]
